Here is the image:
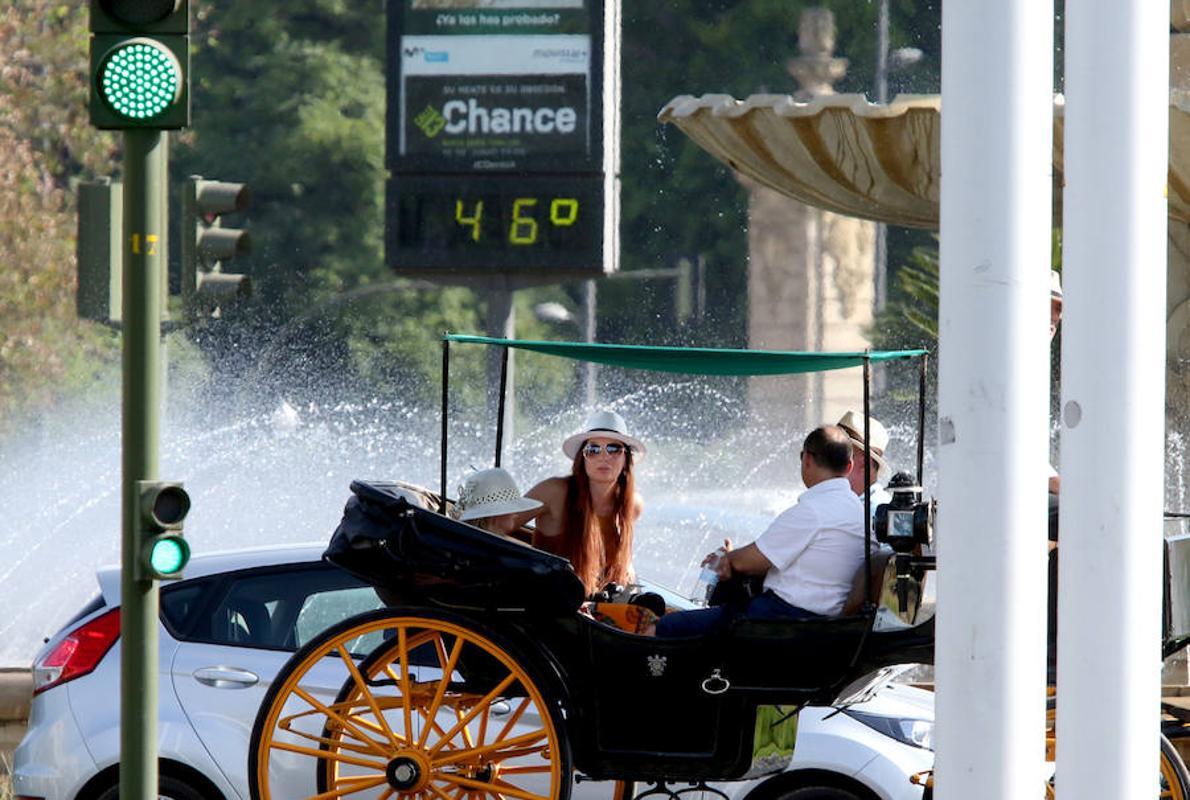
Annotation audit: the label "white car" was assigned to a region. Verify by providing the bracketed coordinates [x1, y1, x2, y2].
[13, 544, 933, 800]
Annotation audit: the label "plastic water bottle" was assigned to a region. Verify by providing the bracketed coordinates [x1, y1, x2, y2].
[694, 548, 726, 606]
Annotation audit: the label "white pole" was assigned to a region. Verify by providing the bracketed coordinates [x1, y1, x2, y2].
[934, 0, 1053, 796]
[1055, 0, 1169, 795]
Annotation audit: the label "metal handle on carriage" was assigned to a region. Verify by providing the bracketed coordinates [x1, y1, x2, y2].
[701, 669, 730, 695]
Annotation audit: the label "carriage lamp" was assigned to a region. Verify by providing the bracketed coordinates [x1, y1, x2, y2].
[875, 472, 935, 615]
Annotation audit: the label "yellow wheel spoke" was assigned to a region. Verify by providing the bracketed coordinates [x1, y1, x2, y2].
[428, 783, 457, 800]
[310, 774, 390, 799]
[495, 698, 531, 743]
[419, 637, 466, 749]
[456, 703, 477, 749]
[437, 772, 549, 800]
[429, 674, 517, 757]
[398, 626, 415, 740]
[290, 685, 393, 757]
[338, 644, 402, 748]
[433, 729, 549, 767]
[340, 707, 411, 746]
[268, 738, 388, 771]
[417, 701, 466, 751]
[496, 765, 553, 776]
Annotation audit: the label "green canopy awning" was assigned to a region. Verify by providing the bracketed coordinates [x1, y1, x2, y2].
[444, 335, 927, 377]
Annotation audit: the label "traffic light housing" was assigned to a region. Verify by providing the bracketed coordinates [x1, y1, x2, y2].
[89, 1, 190, 130]
[76, 180, 124, 324]
[182, 176, 252, 319]
[134, 481, 191, 581]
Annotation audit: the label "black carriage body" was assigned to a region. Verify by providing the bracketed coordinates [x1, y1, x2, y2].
[325, 480, 934, 783]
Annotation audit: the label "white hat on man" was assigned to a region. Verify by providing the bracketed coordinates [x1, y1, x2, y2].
[456, 468, 543, 522]
[562, 410, 647, 461]
[836, 410, 889, 479]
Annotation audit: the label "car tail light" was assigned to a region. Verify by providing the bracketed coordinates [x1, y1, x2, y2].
[32, 607, 120, 695]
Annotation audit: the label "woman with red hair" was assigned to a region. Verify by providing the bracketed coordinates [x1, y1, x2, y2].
[522, 410, 645, 596]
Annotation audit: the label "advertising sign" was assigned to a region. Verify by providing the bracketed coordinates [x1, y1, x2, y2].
[393, 1, 598, 174]
[386, 0, 619, 278]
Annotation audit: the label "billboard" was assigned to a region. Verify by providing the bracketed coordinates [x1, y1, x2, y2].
[387, 0, 618, 277]
[393, 0, 598, 174]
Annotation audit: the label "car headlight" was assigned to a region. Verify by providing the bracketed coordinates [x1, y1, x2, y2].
[843, 709, 935, 751]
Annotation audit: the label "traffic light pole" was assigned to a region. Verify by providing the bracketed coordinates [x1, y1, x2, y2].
[121, 128, 166, 800]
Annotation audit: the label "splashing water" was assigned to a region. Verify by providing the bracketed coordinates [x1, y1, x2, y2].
[0, 370, 936, 667]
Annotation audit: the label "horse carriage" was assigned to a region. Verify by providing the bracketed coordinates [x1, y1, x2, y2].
[246, 335, 1189, 799]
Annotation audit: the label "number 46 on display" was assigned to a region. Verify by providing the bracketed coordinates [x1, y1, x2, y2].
[455, 197, 579, 245]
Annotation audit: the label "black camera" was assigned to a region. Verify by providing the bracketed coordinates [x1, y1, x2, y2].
[874, 471, 933, 553]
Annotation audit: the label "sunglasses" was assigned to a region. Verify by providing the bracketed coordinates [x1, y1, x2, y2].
[583, 442, 628, 457]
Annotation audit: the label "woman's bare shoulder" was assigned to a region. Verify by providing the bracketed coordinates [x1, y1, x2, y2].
[526, 475, 569, 503]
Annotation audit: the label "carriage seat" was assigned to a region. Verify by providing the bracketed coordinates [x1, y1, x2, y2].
[840, 549, 893, 616]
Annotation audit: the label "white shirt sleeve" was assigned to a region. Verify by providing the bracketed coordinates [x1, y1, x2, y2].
[754, 502, 821, 571]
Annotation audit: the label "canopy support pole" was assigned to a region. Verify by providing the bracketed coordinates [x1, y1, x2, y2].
[916, 353, 927, 485]
[440, 339, 450, 515]
[495, 346, 510, 467]
[863, 354, 872, 605]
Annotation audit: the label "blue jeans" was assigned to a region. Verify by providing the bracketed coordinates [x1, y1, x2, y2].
[654, 590, 821, 638]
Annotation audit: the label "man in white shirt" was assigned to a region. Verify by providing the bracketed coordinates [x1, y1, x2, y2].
[837, 409, 892, 518]
[655, 425, 865, 637]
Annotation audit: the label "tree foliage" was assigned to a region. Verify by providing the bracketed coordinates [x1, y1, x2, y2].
[0, 0, 946, 432]
[0, 2, 118, 436]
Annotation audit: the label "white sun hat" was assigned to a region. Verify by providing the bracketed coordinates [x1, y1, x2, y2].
[456, 468, 543, 522]
[836, 410, 889, 478]
[1051, 269, 1063, 300]
[561, 410, 647, 461]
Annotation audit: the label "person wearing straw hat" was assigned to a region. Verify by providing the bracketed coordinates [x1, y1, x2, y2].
[524, 410, 646, 596]
[836, 410, 893, 519]
[456, 468, 543, 537]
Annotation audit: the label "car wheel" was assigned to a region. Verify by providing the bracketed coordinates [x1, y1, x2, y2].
[777, 788, 865, 800]
[94, 775, 209, 800]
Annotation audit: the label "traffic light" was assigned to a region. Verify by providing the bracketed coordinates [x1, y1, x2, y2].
[76, 179, 124, 324]
[89, 1, 190, 130]
[134, 481, 191, 581]
[181, 176, 252, 319]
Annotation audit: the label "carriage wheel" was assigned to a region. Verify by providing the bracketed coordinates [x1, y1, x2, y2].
[249, 607, 571, 800]
[1161, 733, 1190, 800]
[1045, 691, 1190, 799]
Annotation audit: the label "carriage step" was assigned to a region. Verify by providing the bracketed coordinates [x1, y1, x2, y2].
[628, 781, 730, 800]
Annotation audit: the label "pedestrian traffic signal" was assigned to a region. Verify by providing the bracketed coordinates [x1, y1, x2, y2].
[181, 176, 252, 320]
[134, 481, 191, 582]
[89, 1, 190, 130]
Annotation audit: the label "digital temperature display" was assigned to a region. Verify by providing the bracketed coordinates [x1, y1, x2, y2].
[388, 174, 606, 273]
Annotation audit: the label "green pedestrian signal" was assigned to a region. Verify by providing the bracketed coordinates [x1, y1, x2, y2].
[134, 481, 191, 582]
[89, 1, 190, 130]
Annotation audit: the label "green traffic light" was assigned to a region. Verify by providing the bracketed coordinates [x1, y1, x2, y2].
[97, 38, 181, 121]
[149, 535, 189, 575]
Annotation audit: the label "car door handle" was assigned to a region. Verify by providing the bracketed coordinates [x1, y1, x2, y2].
[193, 666, 260, 689]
